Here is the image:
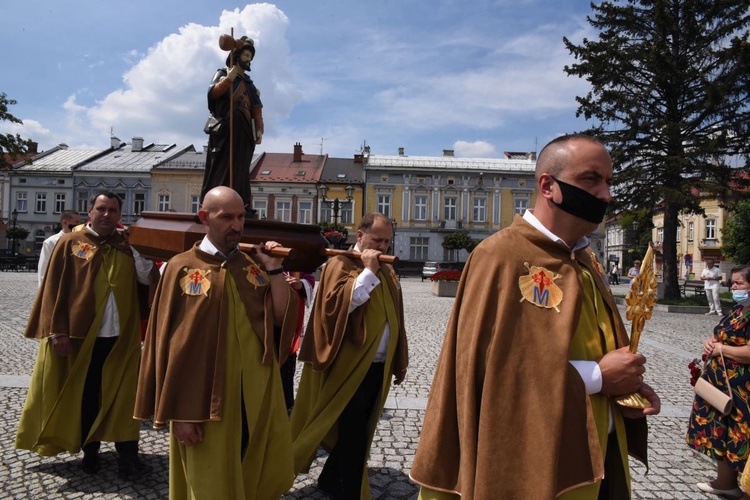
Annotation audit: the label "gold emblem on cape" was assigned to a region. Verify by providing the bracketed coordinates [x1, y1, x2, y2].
[245, 264, 269, 288]
[518, 262, 563, 312]
[180, 268, 211, 296]
[72, 242, 97, 261]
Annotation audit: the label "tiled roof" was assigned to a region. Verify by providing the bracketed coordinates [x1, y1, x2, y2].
[153, 148, 207, 170]
[13, 146, 107, 173]
[319, 157, 364, 184]
[251, 152, 326, 183]
[77, 143, 187, 173]
[366, 154, 536, 172]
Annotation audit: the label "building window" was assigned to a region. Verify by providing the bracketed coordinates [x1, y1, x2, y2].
[688, 221, 694, 241]
[377, 195, 391, 217]
[253, 200, 267, 219]
[443, 196, 457, 220]
[190, 195, 200, 214]
[472, 197, 486, 222]
[340, 206, 353, 224]
[54, 193, 66, 214]
[77, 191, 88, 213]
[705, 219, 716, 239]
[158, 194, 171, 212]
[276, 201, 291, 222]
[414, 195, 428, 220]
[657, 227, 664, 243]
[35, 230, 46, 252]
[409, 237, 429, 261]
[134, 193, 146, 215]
[443, 248, 458, 261]
[16, 192, 28, 212]
[676, 225, 681, 243]
[514, 197, 528, 215]
[35, 193, 47, 213]
[298, 201, 313, 224]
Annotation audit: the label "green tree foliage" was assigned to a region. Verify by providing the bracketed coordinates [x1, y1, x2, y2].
[6, 226, 30, 242]
[564, 0, 750, 299]
[442, 231, 481, 255]
[723, 197, 750, 265]
[0, 93, 29, 170]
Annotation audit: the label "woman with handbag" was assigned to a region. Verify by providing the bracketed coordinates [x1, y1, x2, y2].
[687, 264, 750, 498]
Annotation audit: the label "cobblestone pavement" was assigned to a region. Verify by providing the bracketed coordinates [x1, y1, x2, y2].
[0, 272, 724, 498]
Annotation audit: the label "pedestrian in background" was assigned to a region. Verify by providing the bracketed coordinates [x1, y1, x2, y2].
[37, 209, 81, 286]
[687, 264, 750, 498]
[701, 259, 723, 316]
[610, 262, 620, 285]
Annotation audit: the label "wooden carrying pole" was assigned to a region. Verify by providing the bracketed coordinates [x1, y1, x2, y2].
[239, 243, 398, 264]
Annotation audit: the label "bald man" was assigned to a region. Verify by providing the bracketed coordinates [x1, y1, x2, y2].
[411, 135, 660, 499]
[135, 186, 299, 499]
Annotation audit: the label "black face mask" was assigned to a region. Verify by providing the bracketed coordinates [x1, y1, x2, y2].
[550, 176, 609, 224]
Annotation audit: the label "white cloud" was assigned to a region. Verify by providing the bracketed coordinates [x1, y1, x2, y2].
[66, 4, 300, 150]
[453, 140, 497, 158]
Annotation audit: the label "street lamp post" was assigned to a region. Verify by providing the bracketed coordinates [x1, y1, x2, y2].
[11, 209, 18, 255]
[317, 183, 354, 230]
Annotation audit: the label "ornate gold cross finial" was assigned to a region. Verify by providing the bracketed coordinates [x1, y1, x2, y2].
[615, 242, 658, 409]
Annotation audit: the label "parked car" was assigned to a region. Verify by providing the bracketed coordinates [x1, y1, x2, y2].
[422, 261, 461, 281]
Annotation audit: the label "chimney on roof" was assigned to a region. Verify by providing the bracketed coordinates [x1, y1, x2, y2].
[293, 142, 303, 162]
[26, 141, 38, 154]
[111, 136, 121, 149]
[354, 154, 363, 163]
[443, 149, 454, 157]
[398, 147, 405, 156]
[132, 137, 144, 152]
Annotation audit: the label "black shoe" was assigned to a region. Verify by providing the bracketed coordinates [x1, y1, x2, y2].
[118, 454, 152, 480]
[79, 449, 99, 474]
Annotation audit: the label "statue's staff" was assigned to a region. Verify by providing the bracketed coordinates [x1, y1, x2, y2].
[616, 242, 658, 409]
[218, 30, 241, 189]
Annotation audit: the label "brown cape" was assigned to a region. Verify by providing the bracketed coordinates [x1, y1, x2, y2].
[410, 216, 647, 499]
[297, 255, 408, 378]
[25, 229, 134, 339]
[134, 244, 299, 427]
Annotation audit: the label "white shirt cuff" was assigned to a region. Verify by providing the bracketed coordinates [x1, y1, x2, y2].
[570, 360, 603, 394]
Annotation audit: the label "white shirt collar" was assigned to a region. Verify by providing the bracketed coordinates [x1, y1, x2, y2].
[522, 210, 590, 252]
[199, 236, 239, 259]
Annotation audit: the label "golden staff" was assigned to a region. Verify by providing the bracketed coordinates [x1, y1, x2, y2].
[615, 242, 658, 409]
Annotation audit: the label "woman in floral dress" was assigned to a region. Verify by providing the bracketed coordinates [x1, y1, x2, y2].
[687, 264, 750, 498]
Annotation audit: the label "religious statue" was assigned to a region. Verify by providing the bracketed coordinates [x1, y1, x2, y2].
[201, 35, 264, 211]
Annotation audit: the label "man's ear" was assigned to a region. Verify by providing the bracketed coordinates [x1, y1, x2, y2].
[198, 210, 209, 225]
[537, 173, 555, 201]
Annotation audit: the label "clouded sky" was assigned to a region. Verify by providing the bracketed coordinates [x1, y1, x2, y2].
[1, 0, 598, 158]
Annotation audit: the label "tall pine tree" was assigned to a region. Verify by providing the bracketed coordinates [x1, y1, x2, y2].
[564, 0, 750, 299]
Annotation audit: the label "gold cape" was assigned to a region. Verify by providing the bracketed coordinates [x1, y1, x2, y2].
[135, 244, 298, 427]
[410, 216, 647, 499]
[290, 256, 408, 499]
[16, 234, 142, 455]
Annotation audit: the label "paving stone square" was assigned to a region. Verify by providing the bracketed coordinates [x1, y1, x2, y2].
[0, 271, 725, 498]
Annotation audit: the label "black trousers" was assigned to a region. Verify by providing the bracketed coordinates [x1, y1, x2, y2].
[81, 337, 137, 457]
[280, 352, 297, 411]
[598, 432, 628, 500]
[319, 362, 384, 499]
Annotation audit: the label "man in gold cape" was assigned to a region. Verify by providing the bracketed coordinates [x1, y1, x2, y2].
[135, 186, 299, 500]
[16, 191, 156, 478]
[290, 212, 408, 499]
[410, 135, 661, 499]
